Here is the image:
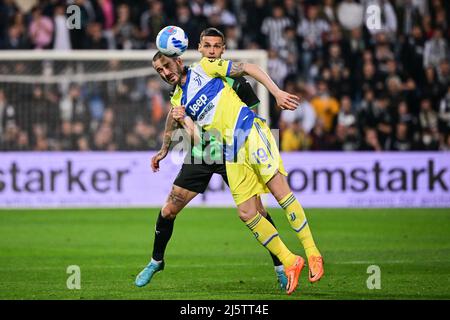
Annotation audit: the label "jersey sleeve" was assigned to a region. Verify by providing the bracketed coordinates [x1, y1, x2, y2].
[200, 57, 232, 78]
[170, 85, 183, 107]
[232, 76, 260, 109]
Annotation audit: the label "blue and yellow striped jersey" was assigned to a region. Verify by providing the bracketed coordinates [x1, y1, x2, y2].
[171, 57, 256, 161]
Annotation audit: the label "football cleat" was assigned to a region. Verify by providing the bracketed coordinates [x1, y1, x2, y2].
[275, 268, 288, 291]
[285, 256, 305, 295]
[308, 255, 324, 283]
[135, 260, 165, 287]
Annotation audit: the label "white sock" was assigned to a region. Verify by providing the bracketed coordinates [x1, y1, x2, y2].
[151, 258, 162, 265]
[274, 265, 284, 273]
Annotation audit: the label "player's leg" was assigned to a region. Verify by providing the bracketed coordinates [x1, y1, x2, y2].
[152, 185, 198, 260]
[266, 172, 323, 282]
[151, 161, 213, 263]
[237, 196, 303, 295]
[218, 163, 286, 287]
[255, 195, 287, 289]
[250, 118, 323, 283]
[227, 156, 303, 295]
[136, 162, 212, 287]
[135, 185, 198, 287]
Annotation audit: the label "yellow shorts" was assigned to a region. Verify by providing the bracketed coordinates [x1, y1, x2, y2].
[226, 118, 287, 205]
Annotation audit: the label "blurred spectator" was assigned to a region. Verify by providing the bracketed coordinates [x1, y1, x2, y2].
[267, 49, 289, 89]
[15, 129, 30, 151]
[373, 94, 394, 147]
[374, 33, 395, 77]
[440, 132, 450, 151]
[401, 24, 426, 86]
[32, 123, 50, 151]
[281, 119, 311, 151]
[145, 78, 166, 127]
[418, 127, 440, 150]
[58, 120, 76, 151]
[59, 84, 89, 127]
[92, 0, 116, 49]
[348, 27, 366, 72]
[93, 123, 114, 150]
[1, 24, 29, 49]
[77, 135, 91, 151]
[0, 0, 19, 40]
[320, 0, 338, 24]
[439, 85, 450, 134]
[242, 0, 268, 47]
[84, 22, 108, 49]
[336, 95, 356, 128]
[1, 123, 21, 150]
[28, 6, 54, 49]
[423, 28, 449, 68]
[359, 61, 384, 97]
[174, 4, 199, 49]
[342, 124, 361, 151]
[204, 0, 237, 27]
[359, 128, 382, 151]
[297, 4, 330, 80]
[280, 87, 316, 135]
[418, 98, 439, 133]
[277, 26, 299, 74]
[385, 122, 414, 151]
[53, 3, 71, 50]
[140, 0, 167, 48]
[436, 59, 450, 88]
[328, 123, 347, 150]
[283, 0, 303, 26]
[114, 3, 140, 50]
[397, 100, 419, 141]
[224, 25, 241, 50]
[422, 66, 445, 108]
[327, 64, 352, 100]
[310, 80, 339, 133]
[397, 0, 424, 36]
[0, 89, 14, 136]
[261, 4, 293, 50]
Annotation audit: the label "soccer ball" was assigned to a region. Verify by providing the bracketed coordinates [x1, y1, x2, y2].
[156, 26, 189, 57]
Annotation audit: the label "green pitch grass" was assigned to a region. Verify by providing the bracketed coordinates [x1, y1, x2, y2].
[0, 208, 449, 300]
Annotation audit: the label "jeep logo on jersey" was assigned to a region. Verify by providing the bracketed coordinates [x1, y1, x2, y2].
[188, 94, 208, 116]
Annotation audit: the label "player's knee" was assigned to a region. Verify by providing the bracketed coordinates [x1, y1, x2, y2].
[238, 209, 257, 222]
[161, 204, 180, 220]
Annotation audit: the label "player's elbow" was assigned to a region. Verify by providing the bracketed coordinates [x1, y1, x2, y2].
[242, 62, 254, 75]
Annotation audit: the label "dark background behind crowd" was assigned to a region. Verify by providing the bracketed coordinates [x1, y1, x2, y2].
[0, 0, 449, 152]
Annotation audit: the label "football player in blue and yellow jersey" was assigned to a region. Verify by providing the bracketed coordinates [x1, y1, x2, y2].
[136, 29, 289, 291]
[150, 42, 324, 295]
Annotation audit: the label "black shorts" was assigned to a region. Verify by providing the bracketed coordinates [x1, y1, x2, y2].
[173, 159, 229, 194]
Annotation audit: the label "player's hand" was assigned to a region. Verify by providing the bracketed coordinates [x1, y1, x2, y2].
[275, 90, 300, 110]
[151, 149, 168, 172]
[172, 106, 186, 123]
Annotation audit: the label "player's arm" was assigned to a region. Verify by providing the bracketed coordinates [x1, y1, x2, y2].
[228, 77, 260, 110]
[151, 108, 180, 172]
[171, 106, 201, 146]
[229, 62, 300, 110]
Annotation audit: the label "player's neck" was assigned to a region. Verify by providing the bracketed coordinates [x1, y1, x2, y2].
[179, 67, 188, 86]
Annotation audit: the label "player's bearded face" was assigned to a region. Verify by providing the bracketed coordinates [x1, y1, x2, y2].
[153, 56, 184, 85]
[198, 36, 225, 59]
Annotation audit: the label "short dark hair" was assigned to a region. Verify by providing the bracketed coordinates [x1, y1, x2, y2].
[199, 27, 225, 43]
[152, 51, 166, 62]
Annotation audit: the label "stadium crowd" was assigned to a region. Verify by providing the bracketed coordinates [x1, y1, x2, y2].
[0, 0, 449, 152]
